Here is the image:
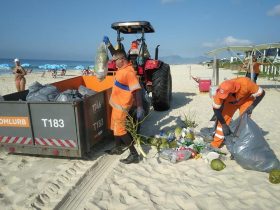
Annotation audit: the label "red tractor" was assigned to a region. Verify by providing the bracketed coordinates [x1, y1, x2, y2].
[107, 21, 172, 111]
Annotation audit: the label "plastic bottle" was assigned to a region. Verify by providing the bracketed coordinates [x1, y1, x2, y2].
[170, 152, 177, 163]
[159, 149, 174, 160]
[170, 150, 192, 163]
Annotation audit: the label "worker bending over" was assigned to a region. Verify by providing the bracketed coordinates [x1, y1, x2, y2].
[211, 77, 265, 148]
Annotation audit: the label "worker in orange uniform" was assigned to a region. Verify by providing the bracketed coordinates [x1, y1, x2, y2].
[211, 77, 265, 148]
[107, 50, 144, 164]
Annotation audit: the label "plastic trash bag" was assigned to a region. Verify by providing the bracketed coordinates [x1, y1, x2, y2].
[55, 89, 83, 102]
[94, 43, 108, 81]
[26, 82, 59, 102]
[225, 113, 280, 172]
[78, 85, 96, 97]
[28, 81, 44, 93]
[39, 85, 60, 101]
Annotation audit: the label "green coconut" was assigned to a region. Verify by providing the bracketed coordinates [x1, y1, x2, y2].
[186, 132, 195, 140]
[210, 159, 226, 171]
[269, 169, 280, 184]
[174, 127, 182, 139]
[160, 142, 170, 149]
[150, 138, 160, 146]
[169, 140, 178, 148]
[160, 138, 168, 144]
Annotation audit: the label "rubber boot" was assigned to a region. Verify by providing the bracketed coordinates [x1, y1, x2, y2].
[105, 136, 125, 155]
[120, 152, 140, 164]
[119, 133, 140, 164]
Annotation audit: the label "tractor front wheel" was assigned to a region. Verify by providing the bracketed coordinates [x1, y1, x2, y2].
[152, 63, 172, 111]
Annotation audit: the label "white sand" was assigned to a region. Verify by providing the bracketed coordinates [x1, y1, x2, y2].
[0, 65, 280, 210]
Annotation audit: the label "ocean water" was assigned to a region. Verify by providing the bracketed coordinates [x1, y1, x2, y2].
[0, 58, 94, 75]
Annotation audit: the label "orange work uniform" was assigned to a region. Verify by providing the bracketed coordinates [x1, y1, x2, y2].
[246, 62, 261, 74]
[211, 77, 263, 148]
[253, 62, 261, 74]
[109, 63, 141, 136]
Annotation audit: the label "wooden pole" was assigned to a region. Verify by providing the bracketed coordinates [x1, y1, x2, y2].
[212, 57, 219, 85]
[250, 51, 254, 81]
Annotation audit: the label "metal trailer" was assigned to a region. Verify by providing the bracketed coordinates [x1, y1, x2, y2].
[0, 76, 114, 158]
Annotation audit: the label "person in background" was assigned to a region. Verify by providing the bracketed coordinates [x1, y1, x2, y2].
[52, 69, 57, 78]
[106, 50, 144, 164]
[82, 66, 91, 75]
[211, 77, 265, 148]
[244, 56, 265, 83]
[13, 58, 27, 92]
[61, 68, 66, 76]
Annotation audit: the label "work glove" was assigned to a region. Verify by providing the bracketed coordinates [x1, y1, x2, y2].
[103, 36, 110, 45]
[222, 124, 231, 136]
[136, 106, 145, 121]
[245, 105, 254, 115]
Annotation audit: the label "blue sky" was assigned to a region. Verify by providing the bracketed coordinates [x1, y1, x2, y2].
[0, 0, 279, 61]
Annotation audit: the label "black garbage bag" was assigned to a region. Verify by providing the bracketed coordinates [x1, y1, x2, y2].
[26, 82, 59, 102]
[78, 85, 96, 97]
[225, 113, 280, 172]
[55, 89, 83, 102]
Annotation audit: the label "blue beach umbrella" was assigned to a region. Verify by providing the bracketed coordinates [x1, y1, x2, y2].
[21, 63, 31, 67]
[39, 64, 66, 70]
[59, 64, 67, 69]
[74, 65, 85, 70]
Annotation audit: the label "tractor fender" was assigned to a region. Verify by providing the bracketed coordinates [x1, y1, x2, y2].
[144, 59, 161, 70]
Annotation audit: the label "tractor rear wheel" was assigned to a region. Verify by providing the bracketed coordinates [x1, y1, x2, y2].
[152, 63, 172, 111]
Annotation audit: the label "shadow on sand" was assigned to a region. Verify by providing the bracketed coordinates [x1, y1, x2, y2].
[140, 92, 197, 136]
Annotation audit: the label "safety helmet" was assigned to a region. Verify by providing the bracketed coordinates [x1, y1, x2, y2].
[216, 80, 240, 99]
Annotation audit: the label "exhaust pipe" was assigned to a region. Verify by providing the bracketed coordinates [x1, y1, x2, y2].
[155, 45, 160, 60]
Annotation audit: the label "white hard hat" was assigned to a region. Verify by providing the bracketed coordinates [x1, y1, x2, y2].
[14, 58, 20, 62]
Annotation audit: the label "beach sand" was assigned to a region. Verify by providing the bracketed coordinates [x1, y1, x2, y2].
[0, 65, 280, 210]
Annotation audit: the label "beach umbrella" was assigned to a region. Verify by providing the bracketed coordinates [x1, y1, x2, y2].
[74, 65, 85, 70]
[39, 64, 50, 69]
[21, 63, 31, 67]
[49, 64, 57, 70]
[39, 64, 63, 70]
[59, 64, 67, 69]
